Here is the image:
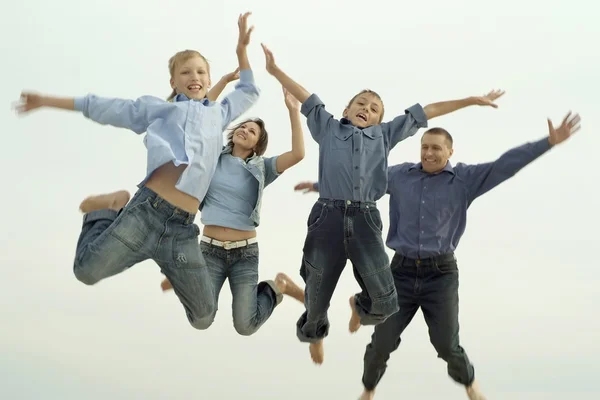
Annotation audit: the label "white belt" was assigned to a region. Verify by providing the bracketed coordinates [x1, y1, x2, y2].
[201, 235, 257, 250]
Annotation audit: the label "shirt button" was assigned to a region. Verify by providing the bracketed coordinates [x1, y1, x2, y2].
[421, 231, 424, 234]
[424, 186, 427, 189]
[422, 200, 425, 203]
[421, 216, 424, 219]
[354, 186, 359, 189]
[420, 244, 423, 247]
[355, 149, 359, 152]
[355, 166, 358, 169]
[346, 200, 351, 205]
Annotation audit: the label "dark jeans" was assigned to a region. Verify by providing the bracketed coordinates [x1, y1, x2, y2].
[296, 199, 399, 343]
[362, 253, 474, 390]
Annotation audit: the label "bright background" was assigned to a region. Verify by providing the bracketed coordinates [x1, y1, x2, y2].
[1, 0, 598, 399]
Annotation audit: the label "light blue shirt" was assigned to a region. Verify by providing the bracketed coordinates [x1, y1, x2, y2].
[301, 93, 428, 202]
[73, 69, 260, 202]
[200, 147, 280, 230]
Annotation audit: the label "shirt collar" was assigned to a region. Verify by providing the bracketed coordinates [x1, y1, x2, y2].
[221, 146, 258, 162]
[408, 161, 455, 175]
[172, 93, 210, 104]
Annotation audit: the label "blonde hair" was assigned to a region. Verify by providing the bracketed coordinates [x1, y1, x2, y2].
[167, 50, 211, 101]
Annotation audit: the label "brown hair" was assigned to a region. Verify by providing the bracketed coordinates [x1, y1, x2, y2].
[423, 127, 454, 147]
[167, 50, 211, 101]
[226, 118, 269, 156]
[347, 89, 385, 123]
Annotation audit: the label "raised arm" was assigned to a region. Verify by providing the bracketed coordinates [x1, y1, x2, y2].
[261, 44, 310, 104]
[424, 89, 505, 120]
[16, 92, 154, 134]
[219, 13, 260, 128]
[261, 44, 337, 144]
[460, 111, 581, 202]
[206, 68, 239, 102]
[273, 87, 305, 174]
[380, 104, 429, 149]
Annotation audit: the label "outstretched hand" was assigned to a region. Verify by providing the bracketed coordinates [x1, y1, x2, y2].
[472, 89, 505, 108]
[237, 12, 254, 48]
[294, 181, 317, 194]
[222, 67, 240, 83]
[548, 112, 581, 146]
[261, 43, 278, 75]
[14, 92, 44, 114]
[283, 87, 300, 111]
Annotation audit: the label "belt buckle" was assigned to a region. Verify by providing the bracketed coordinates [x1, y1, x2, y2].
[223, 241, 235, 250]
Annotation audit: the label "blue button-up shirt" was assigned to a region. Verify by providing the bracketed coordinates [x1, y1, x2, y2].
[73, 69, 260, 202]
[301, 93, 428, 202]
[386, 137, 553, 258]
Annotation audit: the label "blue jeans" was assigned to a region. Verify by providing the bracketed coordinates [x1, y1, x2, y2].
[362, 253, 475, 390]
[199, 241, 282, 336]
[296, 199, 399, 343]
[73, 187, 215, 329]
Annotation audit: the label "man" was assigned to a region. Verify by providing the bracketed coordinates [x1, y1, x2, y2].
[294, 111, 581, 399]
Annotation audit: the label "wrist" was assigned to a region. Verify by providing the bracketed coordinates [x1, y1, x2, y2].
[236, 45, 247, 55]
[466, 96, 477, 106]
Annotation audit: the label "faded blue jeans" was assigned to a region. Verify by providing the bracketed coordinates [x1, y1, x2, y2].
[73, 187, 215, 329]
[297, 199, 399, 343]
[199, 241, 282, 336]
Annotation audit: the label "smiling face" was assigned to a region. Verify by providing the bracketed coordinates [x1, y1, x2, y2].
[420, 129, 454, 173]
[169, 53, 211, 100]
[226, 118, 269, 158]
[343, 90, 385, 128]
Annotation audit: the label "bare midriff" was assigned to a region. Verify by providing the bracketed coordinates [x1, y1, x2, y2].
[144, 163, 200, 214]
[202, 225, 257, 242]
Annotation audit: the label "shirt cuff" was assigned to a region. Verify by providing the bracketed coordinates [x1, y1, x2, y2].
[406, 103, 428, 128]
[300, 93, 324, 117]
[238, 69, 255, 85]
[533, 137, 553, 153]
[73, 96, 86, 112]
[313, 182, 319, 191]
[268, 156, 281, 177]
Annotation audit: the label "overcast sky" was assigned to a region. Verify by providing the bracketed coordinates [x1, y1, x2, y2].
[1, 0, 598, 399]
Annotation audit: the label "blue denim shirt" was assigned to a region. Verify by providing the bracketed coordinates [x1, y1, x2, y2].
[73, 70, 260, 202]
[200, 146, 280, 230]
[301, 93, 428, 202]
[386, 137, 553, 258]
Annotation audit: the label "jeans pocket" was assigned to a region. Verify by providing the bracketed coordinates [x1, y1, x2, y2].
[365, 208, 383, 232]
[307, 201, 328, 232]
[109, 199, 152, 252]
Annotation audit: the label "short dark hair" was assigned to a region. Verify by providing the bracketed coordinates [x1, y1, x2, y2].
[347, 89, 385, 123]
[423, 127, 453, 147]
[226, 118, 269, 156]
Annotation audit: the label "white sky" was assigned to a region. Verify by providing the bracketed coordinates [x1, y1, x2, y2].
[1, 0, 598, 399]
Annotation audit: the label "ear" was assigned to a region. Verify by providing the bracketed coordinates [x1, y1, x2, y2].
[448, 148, 454, 158]
[207, 78, 212, 88]
[170, 78, 176, 89]
[342, 108, 349, 119]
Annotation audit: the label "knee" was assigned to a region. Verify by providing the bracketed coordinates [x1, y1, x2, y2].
[233, 319, 258, 336]
[189, 313, 216, 331]
[73, 265, 102, 286]
[431, 339, 454, 360]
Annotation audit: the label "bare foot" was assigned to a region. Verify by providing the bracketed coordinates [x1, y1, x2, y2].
[79, 190, 130, 213]
[309, 341, 324, 365]
[466, 380, 487, 400]
[349, 296, 361, 333]
[275, 272, 304, 303]
[358, 389, 375, 400]
[161, 278, 173, 292]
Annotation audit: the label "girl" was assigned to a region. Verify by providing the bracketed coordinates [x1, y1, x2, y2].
[161, 87, 305, 336]
[14, 13, 260, 330]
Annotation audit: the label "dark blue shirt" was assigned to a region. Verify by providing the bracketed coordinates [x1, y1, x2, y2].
[386, 137, 553, 258]
[301, 93, 428, 202]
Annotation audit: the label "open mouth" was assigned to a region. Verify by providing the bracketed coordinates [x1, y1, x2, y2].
[357, 113, 367, 122]
[236, 132, 247, 140]
[187, 84, 203, 92]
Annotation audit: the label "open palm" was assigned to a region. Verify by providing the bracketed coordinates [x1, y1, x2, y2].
[548, 112, 581, 145]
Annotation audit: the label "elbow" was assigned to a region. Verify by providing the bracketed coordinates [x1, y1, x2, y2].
[292, 150, 305, 163]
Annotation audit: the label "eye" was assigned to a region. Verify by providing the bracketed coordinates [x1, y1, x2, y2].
[181, 71, 189, 75]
